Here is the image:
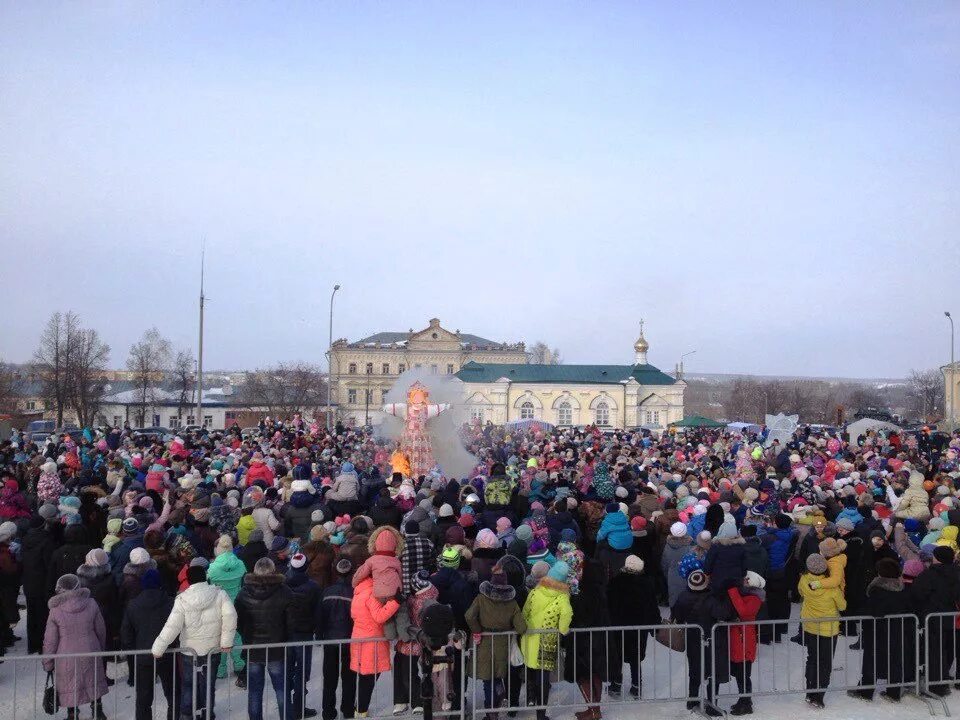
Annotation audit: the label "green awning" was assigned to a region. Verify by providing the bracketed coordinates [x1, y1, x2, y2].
[670, 415, 726, 428]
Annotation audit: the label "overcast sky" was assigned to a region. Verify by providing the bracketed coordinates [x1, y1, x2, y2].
[1, 3, 958, 379]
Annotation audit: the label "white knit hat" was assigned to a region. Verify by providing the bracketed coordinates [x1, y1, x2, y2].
[670, 521, 687, 538]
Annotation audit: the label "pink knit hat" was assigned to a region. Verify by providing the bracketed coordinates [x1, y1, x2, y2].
[496, 517, 512, 533]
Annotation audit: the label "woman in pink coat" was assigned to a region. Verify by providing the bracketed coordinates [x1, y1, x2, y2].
[43, 574, 109, 720]
[350, 575, 400, 715]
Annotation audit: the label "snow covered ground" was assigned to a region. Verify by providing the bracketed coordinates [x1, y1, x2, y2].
[1, 605, 955, 720]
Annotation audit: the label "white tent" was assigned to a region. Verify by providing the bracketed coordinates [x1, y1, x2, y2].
[727, 421, 762, 434]
[846, 418, 901, 446]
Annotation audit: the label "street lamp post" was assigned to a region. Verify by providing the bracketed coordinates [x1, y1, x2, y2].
[947, 311, 955, 430]
[679, 349, 697, 379]
[326, 284, 340, 431]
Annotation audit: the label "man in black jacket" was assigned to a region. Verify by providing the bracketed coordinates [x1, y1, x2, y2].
[120, 569, 178, 720]
[286, 553, 323, 719]
[320, 559, 355, 720]
[910, 546, 960, 696]
[235, 558, 296, 720]
[19, 516, 56, 653]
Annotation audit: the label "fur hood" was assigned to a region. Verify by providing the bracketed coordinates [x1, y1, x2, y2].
[715, 536, 746, 546]
[48, 586, 92, 609]
[366, 525, 405, 557]
[867, 576, 904, 596]
[124, 558, 157, 577]
[76, 563, 111, 582]
[479, 580, 516, 602]
[666, 535, 692, 549]
[538, 576, 569, 592]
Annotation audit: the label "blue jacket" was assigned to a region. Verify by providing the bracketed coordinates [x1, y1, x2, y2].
[597, 512, 632, 551]
[835, 508, 863, 528]
[761, 527, 796, 571]
[319, 578, 353, 640]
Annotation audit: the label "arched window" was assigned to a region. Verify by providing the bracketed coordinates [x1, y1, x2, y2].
[520, 401, 535, 420]
[557, 401, 572, 426]
[595, 401, 610, 427]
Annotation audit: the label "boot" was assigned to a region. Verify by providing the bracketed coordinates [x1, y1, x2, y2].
[93, 700, 108, 720]
[729, 698, 752, 716]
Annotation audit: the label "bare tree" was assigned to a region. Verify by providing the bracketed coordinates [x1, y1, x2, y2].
[170, 349, 196, 419]
[907, 368, 945, 421]
[0, 361, 21, 415]
[240, 362, 328, 417]
[127, 328, 172, 426]
[33, 312, 79, 425]
[528, 341, 562, 365]
[67, 328, 110, 427]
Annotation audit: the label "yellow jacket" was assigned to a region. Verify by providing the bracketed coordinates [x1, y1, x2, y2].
[798, 572, 847, 637]
[818, 553, 847, 591]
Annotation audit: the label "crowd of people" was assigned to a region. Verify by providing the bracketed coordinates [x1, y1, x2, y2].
[0, 415, 958, 720]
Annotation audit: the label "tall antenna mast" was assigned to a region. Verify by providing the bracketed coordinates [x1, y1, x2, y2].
[196, 239, 205, 429]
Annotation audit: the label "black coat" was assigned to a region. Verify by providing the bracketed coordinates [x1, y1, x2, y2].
[672, 588, 734, 683]
[430, 567, 478, 631]
[320, 578, 354, 640]
[285, 570, 322, 636]
[235, 572, 295, 662]
[861, 542, 899, 588]
[564, 560, 613, 683]
[703, 537, 746, 592]
[47, 526, 92, 595]
[120, 587, 175, 655]
[861, 577, 915, 683]
[742, 537, 769, 577]
[239, 540, 269, 573]
[284, 494, 321, 542]
[546, 511, 581, 549]
[20, 525, 56, 599]
[841, 536, 866, 615]
[608, 570, 660, 665]
[368, 497, 403, 530]
[910, 563, 960, 618]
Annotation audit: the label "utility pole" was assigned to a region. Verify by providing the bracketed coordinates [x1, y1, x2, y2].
[947, 311, 955, 430]
[196, 241, 205, 429]
[327, 284, 340, 431]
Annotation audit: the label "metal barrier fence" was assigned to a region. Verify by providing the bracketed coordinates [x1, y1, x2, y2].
[467, 624, 705, 719]
[6, 617, 959, 719]
[922, 611, 958, 716]
[709, 614, 938, 716]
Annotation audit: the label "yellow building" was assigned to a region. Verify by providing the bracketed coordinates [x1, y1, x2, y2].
[456, 328, 685, 430]
[331, 318, 527, 425]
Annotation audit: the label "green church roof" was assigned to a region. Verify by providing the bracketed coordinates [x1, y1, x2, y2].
[455, 361, 677, 386]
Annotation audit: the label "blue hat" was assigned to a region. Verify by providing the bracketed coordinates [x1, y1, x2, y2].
[560, 528, 577, 543]
[341, 462, 355, 474]
[904, 518, 920, 533]
[141, 568, 162, 590]
[271, 535, 290, 552]
[547, 560, 570, 583]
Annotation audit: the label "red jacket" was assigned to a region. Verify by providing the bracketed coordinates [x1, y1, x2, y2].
[727, 587, 763, 662]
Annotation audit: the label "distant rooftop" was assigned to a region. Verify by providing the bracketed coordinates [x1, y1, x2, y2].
[456, 361, 677, 386]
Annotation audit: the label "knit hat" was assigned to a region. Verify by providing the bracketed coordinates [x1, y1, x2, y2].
[630, 516, 648, 536]
[404, 520, 421, 537]
[38, 504, 58, 521]
[129, 547, 150, 565]
[249, 529, 264, 543]
[530, 560, 550, 579]
[412, 569, 433, 594]
[55, 573, 81, 593]
[836, 518, 855, 533]
[440, 546, 462, 568]
[254, 557, 276, 575]
[496, 517, 512, 533]
[934, 546, 955, 565]
[186, 565, 207, 584]
[438, 503, 454, 518]
[190, 557, 210, 568]
[474, 529, 499, 549]
[547, 560, 570, 583]
[670, 521, 687, 538]
[289, 553, 307, 570]
[624, 555, 645, 574]
[214, 535, 234, 557]
[744, 570, 766, 589]
[122, 517, 140, 534]
[514, 524, 533, 543]
[715, 520, 737, 541]
[818, 537, 846, 559]
[560, 528, 577, 543]
[141, 568, 162, 590]
[85, 548, 109, 567]
[876, 558, 901, 579]
[271, 536, 290, 553]
[903, 559, 925, 579]
[335, 558, 353, 575]
[806, 553, 828, 575]
[687, 569, 709, 592]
